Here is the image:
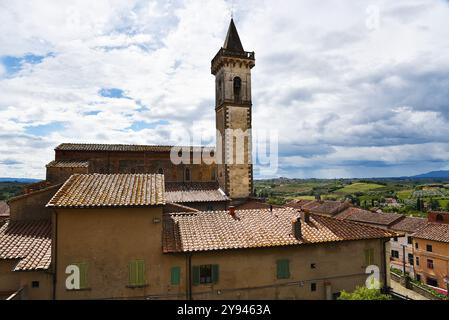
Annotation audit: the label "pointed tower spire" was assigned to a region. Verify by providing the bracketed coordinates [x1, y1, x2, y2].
[223, 18, 244, 52]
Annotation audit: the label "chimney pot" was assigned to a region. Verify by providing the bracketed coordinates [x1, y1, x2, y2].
[292, 216, 302, 240]
[302, 209, 311, 224]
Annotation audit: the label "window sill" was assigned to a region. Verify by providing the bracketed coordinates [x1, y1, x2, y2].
[66, 288, 92, 292]
[126, 284, 149, 289]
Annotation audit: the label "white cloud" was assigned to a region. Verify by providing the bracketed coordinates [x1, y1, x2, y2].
[1, 0, 449, 178]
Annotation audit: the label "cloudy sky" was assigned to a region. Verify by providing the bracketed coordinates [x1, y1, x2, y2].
[1, 0, 449, 179]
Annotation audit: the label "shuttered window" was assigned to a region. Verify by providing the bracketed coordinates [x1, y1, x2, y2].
[129, 260, 145, 286]
[364, 248, 374, 265]
[276, 259, 290, 279]
[192, 264, 219, 285]
[75, 262, 88, 289]
[171, 266, 181, 285]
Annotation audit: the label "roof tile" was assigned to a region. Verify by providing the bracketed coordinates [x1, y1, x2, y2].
[47, 174, 165, 208]
[162, 208, 397, 253]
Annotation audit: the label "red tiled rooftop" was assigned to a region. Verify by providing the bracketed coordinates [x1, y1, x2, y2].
[46, 160, 90, 168]
[287, 200, 351, 216]
[55, 143, 214, 153]
[47, 174, 165, 208]
[391, 216, 427, 233]
[335, 207, 404, 227]
[412, 222, 449, 243]
[0, 201, 10, 217]
[0, 219, 52, 271]
[162, 208, 398, 253]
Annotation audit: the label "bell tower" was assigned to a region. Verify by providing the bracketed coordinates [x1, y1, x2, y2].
[212, 19, 255, 200]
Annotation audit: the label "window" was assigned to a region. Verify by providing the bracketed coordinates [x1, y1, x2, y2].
[129, 260, 145, 287]
[192, 265, 219, 285]
[415, 242, 419, 249]
[426, 277, 438, 287]
[31, 281, 39, 288]
[416, 257, 420, 266]
[436, 214, 444, 222]
[276, 259, 290, 279]
[310, 263, 316, 269]
[157, 168, 164, 175]
[426, 244, 433, 252]
[408, 254, 414, 266]
[184, 168, 191, 182]
[311, 283, 317, 292]
[416, 274, 421, 282]
[74, 262, 88, 289]
[393, 237, 398, 242]
[233, 76, 242, 102]
[427, 259, 434, 270]
[171, 266, 181, 286]
[391, 250, 399, 259]
[364, 248, 374, 265]
[407, 237, 412, 245]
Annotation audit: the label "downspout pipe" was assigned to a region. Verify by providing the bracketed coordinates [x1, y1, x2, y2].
[186, 253, 193, 300]
[52, 210, 58, 300]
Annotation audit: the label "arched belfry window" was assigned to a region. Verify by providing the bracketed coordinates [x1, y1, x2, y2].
[217, 78, 223, 102]
[184, 167, 191, 182]
[233, 76, 242, 102]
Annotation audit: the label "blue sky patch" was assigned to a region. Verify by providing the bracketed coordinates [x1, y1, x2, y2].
[25, 122, 66, 136]
[99, 88, 129, 98]
[1, 53, 52, 76]
[128, 120, 169, 131]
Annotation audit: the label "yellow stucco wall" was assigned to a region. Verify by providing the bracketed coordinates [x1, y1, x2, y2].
[53, 205, 388, 300]
[413, 238, 449, 289]
[54, 207, 185, 300]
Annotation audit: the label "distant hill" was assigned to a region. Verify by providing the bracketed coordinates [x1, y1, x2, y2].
[411, 171, 449, 179]
[0, 178, 41, 183]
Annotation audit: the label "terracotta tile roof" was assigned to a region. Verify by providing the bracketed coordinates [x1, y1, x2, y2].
[163, 203, 200, 214]
[0, 219, 52, 271]
[335, 207, 404, 227]
[0, 201, 10, 217]
[46, 160, 90, 168]
[47, 174, 165, 208]
[165, 182, 220, 192]
[165, 182, 229, 203]
[235, 199, 282, 210]
[162, 208, 398, 253]
[412, 222, 449, 243]
[287, 200, 351, 216]
[55, 143, 214, 153]
[391, 216, 427, 233]
[284, 199, 313, 209]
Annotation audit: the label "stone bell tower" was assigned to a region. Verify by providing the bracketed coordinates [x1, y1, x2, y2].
[212, 19, 255, 201]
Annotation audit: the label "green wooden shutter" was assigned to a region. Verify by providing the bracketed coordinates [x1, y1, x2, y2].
[77, 262, 88, 289]
[364, 249, 374, 265]
[171, 266, 181, 285]
[129, 260, 145, 286]
[277, 259, 290, 279]
[192, 266, 200, 286]
[129, 261, 137, 286]
[136, 260, 145, 286]
[211, 264, 219, 283]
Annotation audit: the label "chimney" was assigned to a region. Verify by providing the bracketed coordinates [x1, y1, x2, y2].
[270, 205, 273, 212]
[292, 217, 302, 240]
[228, 206, 236, 217]
[301, 209, 311, 224]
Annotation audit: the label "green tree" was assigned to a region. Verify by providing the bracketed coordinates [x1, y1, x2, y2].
[338, 286, 392, 300]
